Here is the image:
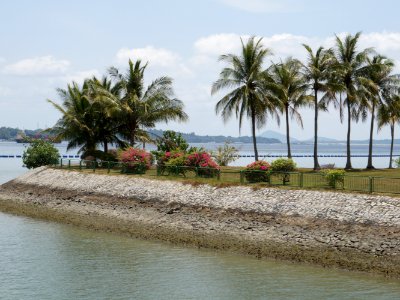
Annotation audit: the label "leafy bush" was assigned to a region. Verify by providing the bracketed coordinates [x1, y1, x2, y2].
[211, 142, 239, 166]
[22, 139, 60, 169]
[269, 158, 297, 185]
[394, 157, 400, 168]
[270, 158, 297, 172]
[186, 151, 220, 178]
[244, 160, 271, 183]
[157, 130, 189, 152]
[324, 169, 345, 189]
[118, 148, 153, 174]
[164, 154, 188, 176]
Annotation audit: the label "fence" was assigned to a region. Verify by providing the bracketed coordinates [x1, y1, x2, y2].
[54, 158, 400, 195]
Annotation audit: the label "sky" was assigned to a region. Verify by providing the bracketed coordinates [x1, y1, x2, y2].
[1, 0, 400, 140]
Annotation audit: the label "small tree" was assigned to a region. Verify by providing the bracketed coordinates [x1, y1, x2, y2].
[22, 140, 60, 169]
[155, 130, 189, 152]
[211, 142, 239, 166]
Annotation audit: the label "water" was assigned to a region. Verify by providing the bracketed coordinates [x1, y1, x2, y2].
[1, 141, 399, 169]
[1, 143, 400, 299]
[1, 212, 400, 299]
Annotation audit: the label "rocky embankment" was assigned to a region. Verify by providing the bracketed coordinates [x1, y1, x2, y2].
[0, 167, 399, 277]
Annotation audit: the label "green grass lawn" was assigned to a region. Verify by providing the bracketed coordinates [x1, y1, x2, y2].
[59, 161, 400, 196]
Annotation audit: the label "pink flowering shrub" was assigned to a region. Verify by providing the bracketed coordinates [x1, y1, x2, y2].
[118, 148, 153, 174]
[186, 151, 220, 178]
[244, 160, 271, 183]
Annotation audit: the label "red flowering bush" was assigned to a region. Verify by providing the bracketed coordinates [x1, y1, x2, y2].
[186, 152, 220, 178]
[244, 160, 271, 183]
[118, 148, 153, 174]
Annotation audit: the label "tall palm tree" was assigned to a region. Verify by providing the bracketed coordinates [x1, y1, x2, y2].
[267, 58, 311, 158]
[89, 76, 126, 153]
[360, 55, 396, 169]
[107, 59, 188, 146]
[302, 45, 338, 170]
[211, 37, 279, 161]
[377, 93, 400, 168]
[48, 81, 98, 154]
[335, 32, 372, 169]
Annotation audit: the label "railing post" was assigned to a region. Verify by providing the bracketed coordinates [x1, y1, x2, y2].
[369, 177, 374, 193]
[156, 165, 161, 176]
[240, 170, 244, 184]
[60, 158, 63, 169]
[217, 169, 221, 180]
[68, 159, 71, 169]
[299, 172, 303, 188]
[107, 161, 111, 173]
[79, 160, 82, 170]
[93, 160, 96, 172]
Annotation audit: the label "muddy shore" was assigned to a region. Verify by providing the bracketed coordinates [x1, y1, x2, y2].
[0, 167, 399, 278]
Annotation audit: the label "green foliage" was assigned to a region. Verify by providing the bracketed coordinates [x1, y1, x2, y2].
[270, 158, 297, 172]
[244, 160, 271, 183]
[155, 130, 189, 152]
[164, 154, 188, 176]
[211, 142, 239, 166]
[269, 158, 297, 184]
[22, 140, 60, 169]
[324, 169, 346, 188]
[394, 157, 400, 168]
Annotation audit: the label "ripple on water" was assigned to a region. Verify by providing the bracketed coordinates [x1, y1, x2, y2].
[0, 212, 400, 300]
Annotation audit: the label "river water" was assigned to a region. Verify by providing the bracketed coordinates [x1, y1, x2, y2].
[1, 143, 400, 299]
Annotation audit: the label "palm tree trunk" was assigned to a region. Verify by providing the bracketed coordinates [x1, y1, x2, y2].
[389, 123, 394, 169]
[313, 89, 320, 170]
[103, 140, 108, 153]
[366, 102, 375, 169]
[345, 101, 352, 169]
[251, 110, 259, 161]
[285, 105, 292, 159]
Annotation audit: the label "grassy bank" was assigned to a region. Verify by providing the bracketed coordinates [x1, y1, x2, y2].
[55, 159, 400, 196]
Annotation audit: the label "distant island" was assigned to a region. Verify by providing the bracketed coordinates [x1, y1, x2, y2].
[1, 126, 398, 145]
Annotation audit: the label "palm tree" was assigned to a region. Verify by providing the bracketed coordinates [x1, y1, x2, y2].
[48, 81, 98, 154]
[211, 36, 279, 161]
[107, 59, 188, 146]
[302, 45, 338, 170]
[377, 93, 400, 168]
[267, 58, 311, 158]
[360, 55, 396, 169]
[334, 32, 372, 169]
[89, 76, 126, 153]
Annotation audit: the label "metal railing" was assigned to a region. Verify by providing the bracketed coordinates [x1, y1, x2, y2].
[54, 158, 400, 195]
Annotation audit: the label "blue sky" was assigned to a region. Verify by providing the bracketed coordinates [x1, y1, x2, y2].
[1, 0, 400, 140]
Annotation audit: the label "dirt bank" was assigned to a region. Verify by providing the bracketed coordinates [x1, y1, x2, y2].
[0, 167, 399, 278]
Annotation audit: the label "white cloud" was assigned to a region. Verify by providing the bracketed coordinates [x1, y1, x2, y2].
[63, 69, 101, 84]
[219, 0, 305, 13]
[116, 46, 180, 68]
[3, 56, 70, 76]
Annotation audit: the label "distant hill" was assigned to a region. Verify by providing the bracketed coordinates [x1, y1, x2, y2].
[259, 130, 299, 143]
[148, 129, 280, 144]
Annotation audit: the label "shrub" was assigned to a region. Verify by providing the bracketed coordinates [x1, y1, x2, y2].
[164, 154, 188, 176]
[270, 158, 297, 172]
[186, 151, 220, 178]
[244, 160, 271, 183]
[118, 148, 153, 174]
[270, 158, 297, 185]
[324, 169, 345, 189]
[22, 139, 60, 169]
[152, 130, 189, 161]
[394, 157, 400, 168]
[211, 142, 239, 166]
